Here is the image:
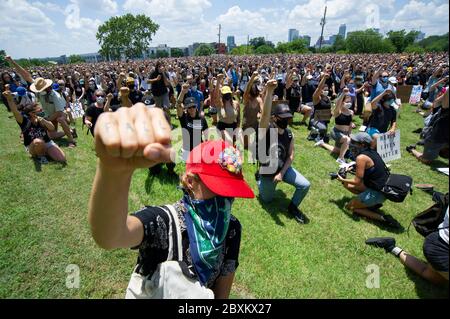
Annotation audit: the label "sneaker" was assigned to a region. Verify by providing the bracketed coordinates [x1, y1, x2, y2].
[68, 142, 77, 148]
[38, 156, 49, 164]
[406, 145, 416, 153]
[382, 214, 402, 229]
[365, 237, 396, 253]
[314, 139, 324, 147]
[336, 158, 347, 166]
[287, 202, 309, 224]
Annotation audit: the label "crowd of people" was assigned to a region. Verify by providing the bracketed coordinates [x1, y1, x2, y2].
[1, 52, 448, 298]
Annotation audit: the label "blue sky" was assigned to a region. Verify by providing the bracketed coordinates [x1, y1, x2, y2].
[0, 0, 448, 58]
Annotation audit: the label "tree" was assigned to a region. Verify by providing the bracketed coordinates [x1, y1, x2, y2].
[156, 50, 169, 58]
[230, 45, 254, 55]
[249, 37, 267, 49]
[418, 33, 449, 52]
[275, 39, 309, 54]
[68, 55, 84, 64]
[387, 30, 420, 53]
[170, 48, 184, 57]
[331, 35, 346, 52]
[255, 44, 276, 55]
[0, 50, 7, 68]
[346, 29, 389, 53]
[404, 45, 426, 54]
[194, 44, 215, 56]
[96, 14, 159, 60]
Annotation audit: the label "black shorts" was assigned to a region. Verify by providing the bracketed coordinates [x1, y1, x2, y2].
[423, 231, 449, 272]
[217, 121, 237, 132]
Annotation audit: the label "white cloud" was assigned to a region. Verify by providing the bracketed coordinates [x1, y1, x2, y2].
[31, 1, 64, 13]
[64, 0, 102, 32]
[76, 0, 118, 14]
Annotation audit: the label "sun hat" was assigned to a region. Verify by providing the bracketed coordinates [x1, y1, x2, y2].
[30, 77, 53, 93]
[186, 140, 254, 199]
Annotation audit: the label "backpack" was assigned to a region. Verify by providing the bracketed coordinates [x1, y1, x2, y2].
[125, 205, 214, 299]
[411, 192, 448, 237]
[376, 155, 413, 203]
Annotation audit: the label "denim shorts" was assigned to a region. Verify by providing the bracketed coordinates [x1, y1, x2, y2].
[358, 188, 386, 207]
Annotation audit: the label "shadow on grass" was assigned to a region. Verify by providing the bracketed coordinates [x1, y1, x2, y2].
[329, 197, 405, 234]
[257, 190, 296, 227]
[32, 158, 42, 172]
[145, 165, 179, 194]
[403, 266, 449, 299]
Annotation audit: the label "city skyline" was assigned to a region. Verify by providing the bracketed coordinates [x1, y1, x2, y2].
[1, 0, 448, 59]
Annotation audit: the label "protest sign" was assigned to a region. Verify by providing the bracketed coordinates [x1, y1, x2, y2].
[409, 85, 423, 105]
[377, 130, 401, 162]
[71, 102, 84, 119]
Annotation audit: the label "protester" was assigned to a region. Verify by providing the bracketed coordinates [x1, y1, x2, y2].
[149, 61, 170, 109]
[3, 86, 66, 164]
[257, 79, 311, 224]
[214, 74, 240, 143]
[334, 133, 401, 228]
[366, 206, 448, 285]
[315, 88, 354, 165]
[88, 104, 254, 298]
[241, 71, 263, 149]
[84, 90, 113, 136]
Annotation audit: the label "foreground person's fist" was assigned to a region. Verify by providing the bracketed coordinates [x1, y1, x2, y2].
[94, 103, 174, 172]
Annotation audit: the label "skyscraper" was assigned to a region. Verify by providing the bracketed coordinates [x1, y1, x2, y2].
[227, 36, 236, 52]
[338, 24, 347, 39]
[288, 29, 299, 42]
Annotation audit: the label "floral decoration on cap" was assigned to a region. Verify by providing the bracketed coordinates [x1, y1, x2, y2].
[218, 147, 243, 174]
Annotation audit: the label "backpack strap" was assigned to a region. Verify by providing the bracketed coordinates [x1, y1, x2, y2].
[165, 204, 183, 262]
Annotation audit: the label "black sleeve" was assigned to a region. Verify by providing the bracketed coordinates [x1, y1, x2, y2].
[220, 215, 242, 276]
[202, 117, 208, 130]
[85, 106, 95, 117]
[131, 206, 170, 251]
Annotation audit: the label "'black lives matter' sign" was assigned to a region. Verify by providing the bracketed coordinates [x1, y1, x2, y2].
[377, 130, 401, 163]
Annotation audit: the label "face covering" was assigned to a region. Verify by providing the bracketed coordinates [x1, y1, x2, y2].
[40, 90, 47, 96]
[128, 84, 135, 90]
[344, 102, 352, 109]
[223, 93, 232, 101]
[381, 76, 389, 83]
[89, 84, 96, 90]
[384, 99, 394, 107]
[181, 192, 234, 286]
[191, 85, 197, 91]
[322, 90, 329, 97]
[349, 143, 364, 156]
[276, 117, 289, 129]
[96, 97, 105, 104]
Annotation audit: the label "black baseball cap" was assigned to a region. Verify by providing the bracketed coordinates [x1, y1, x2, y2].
[184, 97, 197, 109]
[272, 103, 293, 119]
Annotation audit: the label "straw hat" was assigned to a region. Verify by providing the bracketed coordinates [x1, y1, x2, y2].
[30, 77, 53, 93]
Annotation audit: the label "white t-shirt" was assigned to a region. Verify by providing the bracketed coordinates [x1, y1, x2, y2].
[439, 207, 449, 244]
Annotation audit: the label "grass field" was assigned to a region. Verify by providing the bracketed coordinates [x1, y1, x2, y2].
[0, 102, 448, 299]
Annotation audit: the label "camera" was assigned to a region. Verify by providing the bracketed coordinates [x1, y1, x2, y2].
[330, 167, 348, 180]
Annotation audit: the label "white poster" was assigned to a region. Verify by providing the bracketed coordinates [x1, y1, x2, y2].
[377, 130, 401, 163]
[409, 85, 423, 105]
[71, 102, 84, 119]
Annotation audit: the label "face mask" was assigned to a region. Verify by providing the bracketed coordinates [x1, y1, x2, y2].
[80, 82, 84, 85]
[89, 84, 96, 90]
[191, 85, 197, 91]
[384, 99, 394, 107]
[344, 102, 352, 109]
[40, 91, 47, 96]
[223, 93, 232, 101]
[381, 77, 388, 83]
[276, 118, 289, 129]
[96, 97, 105, 104]
[349, 144, 363, 156]
[182, 192, 233, 285]
[322, 90, 329, 97]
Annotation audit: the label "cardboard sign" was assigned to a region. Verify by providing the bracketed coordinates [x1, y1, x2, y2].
[396, 85, 413, 102]
[377, 130, 401, 163]
[71, 102, 84, 119]
[409, 85, 423, 105]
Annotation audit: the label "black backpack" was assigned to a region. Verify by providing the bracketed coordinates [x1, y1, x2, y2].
[381, 174, 414, 203]
[411, 192, 448, 237]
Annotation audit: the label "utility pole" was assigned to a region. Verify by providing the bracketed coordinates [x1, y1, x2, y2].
[319, 6, 327, 50]
[218, 24, 221, 54]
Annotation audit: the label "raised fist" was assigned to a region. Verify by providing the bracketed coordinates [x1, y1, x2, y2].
[94, 104, 173, 173]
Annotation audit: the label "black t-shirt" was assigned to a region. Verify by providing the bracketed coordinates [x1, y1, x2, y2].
[360, 149, 389, 191]
[85, 104, 105, 132]
[286, 85, 302, 111]
[19, 114, 51, 147]
[131, 203, 241, 288]
[368, 105, 397, 133]
[129, 90, 144, 105]
[179, 113, 208, 151]
[257, 123, 293, 176]
[150, 70, 168, 97]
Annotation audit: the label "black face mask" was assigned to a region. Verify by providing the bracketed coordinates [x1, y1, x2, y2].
[128, 85, 135, 90]
[223, 93, 232, 101]
[276, 117, 289, 129]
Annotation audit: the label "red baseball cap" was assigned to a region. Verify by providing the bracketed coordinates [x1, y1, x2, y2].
[186, 140, 255, 199]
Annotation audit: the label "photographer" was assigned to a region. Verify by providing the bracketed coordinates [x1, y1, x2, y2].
[335, 132, 400, 228]
[257, 79, 311, 224]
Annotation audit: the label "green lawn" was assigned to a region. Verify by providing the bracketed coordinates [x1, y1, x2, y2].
[0, 102, 448, 299]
